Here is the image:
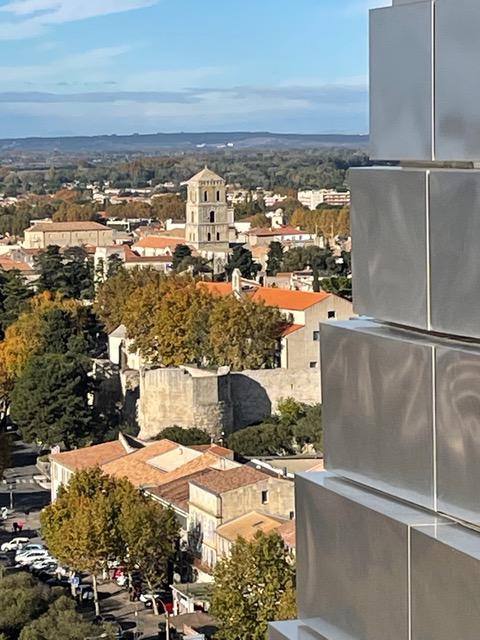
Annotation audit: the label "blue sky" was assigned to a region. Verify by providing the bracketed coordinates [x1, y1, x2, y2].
[0, 0, 385, 138]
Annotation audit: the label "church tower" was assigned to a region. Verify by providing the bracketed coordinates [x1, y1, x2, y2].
[185, 167, 232, 256]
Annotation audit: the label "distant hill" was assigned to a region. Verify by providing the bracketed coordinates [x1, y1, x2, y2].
[0, 131, 368, 154]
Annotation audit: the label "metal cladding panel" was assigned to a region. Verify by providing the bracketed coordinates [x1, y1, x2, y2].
[412, 524, 480, 640]
[369, 3, 433, 161]
[269, 621, 329, 640]
[429, 170, 480, 338]
[436, 344, 480, 524]
[436, 0, 480, 161]
[350, 168, 428, 328]
[321, 320, 435, 509]
[296, 473, 441, 640]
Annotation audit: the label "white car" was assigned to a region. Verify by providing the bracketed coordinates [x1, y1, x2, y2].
[15, 544, 45, 561]
[16, 550, 50, 566]
[29, 557, 57, 572]
[1, 537, 29, 552]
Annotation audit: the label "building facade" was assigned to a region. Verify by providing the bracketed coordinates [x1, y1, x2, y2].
[23, 221, 114, 249]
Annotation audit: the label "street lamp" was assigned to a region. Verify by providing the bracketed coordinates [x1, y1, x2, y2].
[158, 599, 170, 640]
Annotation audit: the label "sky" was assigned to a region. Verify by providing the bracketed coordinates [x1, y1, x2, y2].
[0, 0, 387, 138]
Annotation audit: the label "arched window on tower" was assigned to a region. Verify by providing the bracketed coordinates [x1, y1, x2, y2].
[207, 232, 212, 242]
[204, 191, 208, 202]
[216, 190, 221, 201]
[216, 232, 220, 241]
[210, 211, 215, 223]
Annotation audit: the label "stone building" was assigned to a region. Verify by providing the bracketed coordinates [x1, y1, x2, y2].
[138, 366, 234, 440]
[184, 167, 233, 266]
[23, 221, 114, 249]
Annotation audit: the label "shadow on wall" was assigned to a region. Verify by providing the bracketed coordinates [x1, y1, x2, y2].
[231, 374, 272, 430]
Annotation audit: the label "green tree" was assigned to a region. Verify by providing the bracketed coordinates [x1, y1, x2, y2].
[320, 275, 352, 301]
[225, 246, 260, 280]
[0, 573, 53, 640]
[19, 596, 114, 640]
[266, 242, 284, 276]
[155, 426, 211, 446]
[119, 493, 179, 616]
[35, 246, 94, 300]
[211, 532, 296, 640]
[41, 468, 130, 616]
[0, 270, 33, 336]
[11, 353, 93, 447]
[208, 296, 286, 370]
[172, 244, 192, 271]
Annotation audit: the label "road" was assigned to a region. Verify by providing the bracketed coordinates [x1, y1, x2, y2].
[0, 437, 50, 541]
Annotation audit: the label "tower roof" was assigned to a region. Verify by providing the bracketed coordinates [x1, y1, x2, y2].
[188, 166, 225, 184]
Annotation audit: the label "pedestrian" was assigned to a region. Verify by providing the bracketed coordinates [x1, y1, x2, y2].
[12, 522, 18, 534]
[17, 522, 24, 532]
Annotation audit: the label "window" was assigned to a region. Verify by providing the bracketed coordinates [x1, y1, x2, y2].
[328, 310, 336, 319]
[309, 361, 318, 369]
[210, 210, 215, 223]
[207, 233, 211, 241]
[289, 511, 295, 520]
[216, 232, 220, 241]
[217, 190, 221, 201]
[261, 490, 269, 504]
[313, 331, 320, 341]
[204, 190, 208, 202]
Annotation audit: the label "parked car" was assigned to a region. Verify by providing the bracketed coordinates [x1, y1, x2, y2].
[16, 550, 50, 566]
[76, 584, 94, 603]
[30, 558, 57, 574]
[15, 544, 45, 561]
[140, 592, 174, 613]
[1, 537, 30, 552]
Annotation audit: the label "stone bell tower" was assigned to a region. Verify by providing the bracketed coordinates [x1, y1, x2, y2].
[185, 167, 232, 258]
[270, 2, 480, 640]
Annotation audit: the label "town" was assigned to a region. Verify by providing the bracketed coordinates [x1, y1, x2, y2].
[0, 152, 355, 640]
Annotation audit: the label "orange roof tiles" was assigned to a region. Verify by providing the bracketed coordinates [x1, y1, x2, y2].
[198, 282, 234, 297]
[148, 469, 213, 513]
[134, 236, 185, 250]
[217, 511, 285, 543]
[190, 444, 235, 460]
[252, 288, 330, 311]
[0, 258, 33, 272]
[51, 440, 127, 472]
[191, 466, 268, 495]
[26, 221, 109, 232]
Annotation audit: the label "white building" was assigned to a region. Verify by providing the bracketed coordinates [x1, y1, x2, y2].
[298, 189, 351, 210]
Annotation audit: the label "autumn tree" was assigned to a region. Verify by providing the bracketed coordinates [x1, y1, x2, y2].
[11, 353, 93, 448]
[119, 492, 179, 616]
[41, 469, 128, 616]
[208, 296, 286, 370]
[211, 531, 296, 640]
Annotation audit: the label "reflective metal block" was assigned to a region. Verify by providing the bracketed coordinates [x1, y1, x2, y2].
[370, 2, 433, 161]
[436, 0, 480, 161]
[436, 344, 480, 524]
[412, 523, 480, 640]
[350, 167, 428, 329]
[429, 170, 480, 337]
[269, 621, 329, 640]
[296, 473, 443, 640]
[321, 320, 435, 509]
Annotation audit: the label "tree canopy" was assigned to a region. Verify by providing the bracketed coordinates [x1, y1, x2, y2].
[211, 531, 296, 640]
[155, 426, 211, 446]
[34, 246, 94, 300]
[225, 246, 260, 280]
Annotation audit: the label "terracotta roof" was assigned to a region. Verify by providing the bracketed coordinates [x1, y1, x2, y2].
[277, 519, 296, 548]
[217, 511, 285, 543]
[0, 258, 33, 272]
[26, 221, 109, 232]
[148, 469, 213, 513]
[133, 236, 185, 250]
[51, 440, 128, 472]
[190, 444, 235, 460]
[198, 282, 234, 297]
[252, 288, 330, 311]
[102, 441, 228, 489]
[191, 466, 268, 495]
[281, 323, 304, 337]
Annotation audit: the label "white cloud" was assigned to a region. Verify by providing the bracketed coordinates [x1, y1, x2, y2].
[0, 0, 158, 38]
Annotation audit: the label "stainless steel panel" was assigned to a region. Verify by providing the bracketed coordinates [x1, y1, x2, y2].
[321, 320, 435, 509]
[436, 0, 480, 161]
[269, 621, 329, 640]
[350, 167, 428, 328]
[370, 3, 433, 161]
[436, 344, 480, 524]
[429, 170, 480, 338]
[296, 473, 443, 640]
[412, 523, 480, 640]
